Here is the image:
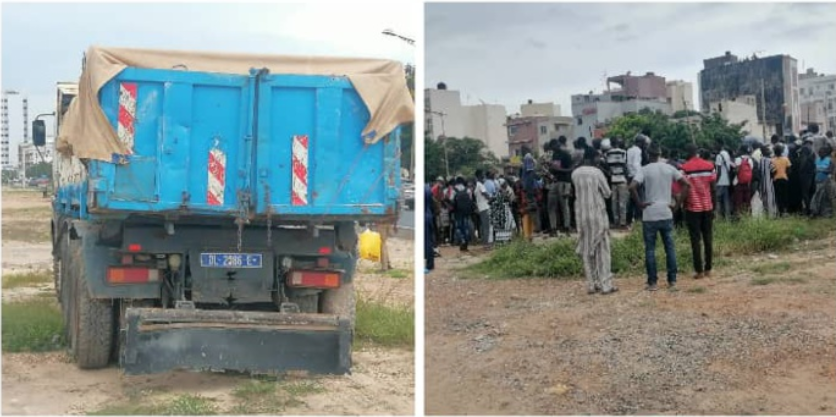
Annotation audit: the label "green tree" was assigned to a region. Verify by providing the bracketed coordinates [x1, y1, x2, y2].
[26, 162, 52, 180]
[607, 109, 745, 159]
[424, 136, 498, 182]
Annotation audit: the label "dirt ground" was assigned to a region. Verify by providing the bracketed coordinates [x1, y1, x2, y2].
[1, 189, 415, 415]
[425, 234, 836, 415]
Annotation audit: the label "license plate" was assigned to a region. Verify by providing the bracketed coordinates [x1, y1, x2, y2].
[200, 253, 263, 269]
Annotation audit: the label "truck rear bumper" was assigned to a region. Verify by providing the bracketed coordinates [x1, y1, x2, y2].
[121, 308, 351, 375]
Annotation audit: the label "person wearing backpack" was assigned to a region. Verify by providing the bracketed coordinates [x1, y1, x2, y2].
[451, 177, 474, 251]
[733, 145, 756, 216]
[714, 145, 735, 219]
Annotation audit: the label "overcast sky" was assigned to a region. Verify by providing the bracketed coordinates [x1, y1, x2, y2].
[1, 2, 415, 165]
[425, 2, 836, 116]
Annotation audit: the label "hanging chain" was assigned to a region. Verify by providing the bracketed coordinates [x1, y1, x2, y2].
[265, 186, 273, 246]
[235, 190, 251, 253]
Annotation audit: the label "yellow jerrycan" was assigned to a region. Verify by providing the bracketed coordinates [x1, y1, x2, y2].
[358, 228, 382, 262]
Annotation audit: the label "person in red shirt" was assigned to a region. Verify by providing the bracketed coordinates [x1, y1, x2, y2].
[680, 144, 717, 279]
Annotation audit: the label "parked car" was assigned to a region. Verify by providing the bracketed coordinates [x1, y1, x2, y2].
[402, 182, 415, 210]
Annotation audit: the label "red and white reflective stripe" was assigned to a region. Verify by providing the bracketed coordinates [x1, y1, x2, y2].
[117, 82, 137, 154]
[291, 135, 309, 206]
[207, 147, 226, 206]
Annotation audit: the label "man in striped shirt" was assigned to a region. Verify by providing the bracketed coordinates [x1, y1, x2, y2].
[681, 144, 716, 279]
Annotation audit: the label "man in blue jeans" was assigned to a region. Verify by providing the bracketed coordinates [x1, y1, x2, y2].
[629, 144, 691, 291]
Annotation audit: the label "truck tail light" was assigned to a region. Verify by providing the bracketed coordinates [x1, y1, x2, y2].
[318, 247, 332, 255]
[287, 270, 340, 289]
[127, 244, 142, 252]
[107, 267, 159, 284]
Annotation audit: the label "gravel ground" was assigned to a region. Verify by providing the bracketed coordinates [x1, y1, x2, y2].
[425, 236, 836, 415]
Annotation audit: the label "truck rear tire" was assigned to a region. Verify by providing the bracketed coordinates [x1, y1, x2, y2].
[68, 240, 114, 369]
[321, 281, 355, 331]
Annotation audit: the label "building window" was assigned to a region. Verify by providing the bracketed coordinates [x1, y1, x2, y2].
[508, 126, 518, 136]
[577, 117, 583, 126]
[800, 88, 805, 95]
[539, 126, 547, 135]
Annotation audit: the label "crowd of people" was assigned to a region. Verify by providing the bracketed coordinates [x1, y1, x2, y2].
[424, 126, 836, 285]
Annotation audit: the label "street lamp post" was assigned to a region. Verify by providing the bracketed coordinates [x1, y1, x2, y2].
[381, 28, 416, 181]
[381, 29, 415, 45]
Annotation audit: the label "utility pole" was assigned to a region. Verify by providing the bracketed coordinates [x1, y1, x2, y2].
[761, 79, 768, 140]
[430, 111, 450, 177]
[682, 96, 696, 146]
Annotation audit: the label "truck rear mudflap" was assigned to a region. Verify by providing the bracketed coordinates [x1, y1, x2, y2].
[121, 307, 351, 375]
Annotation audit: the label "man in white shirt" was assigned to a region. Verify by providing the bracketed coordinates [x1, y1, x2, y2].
[626, 134, 649, 225]
[474, 170, 492, 245]
[714, 146, 735, 219]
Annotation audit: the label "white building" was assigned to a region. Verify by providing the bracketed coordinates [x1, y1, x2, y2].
[799, 69, 836, 132]
[666, 80, 695, 113]
[520, 100, 562, 118]
[18, 141, 54, 173]
[571, 91, 672, 139]
[709, 95, 767, 138]
[425, 84, 509, 158]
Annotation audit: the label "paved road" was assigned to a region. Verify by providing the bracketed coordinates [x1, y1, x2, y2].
[398, 208, 415, 230]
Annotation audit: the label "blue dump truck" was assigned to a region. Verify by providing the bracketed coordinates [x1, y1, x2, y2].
[34, 47, 414, 375]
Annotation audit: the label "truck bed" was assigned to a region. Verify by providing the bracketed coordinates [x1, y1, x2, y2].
[62, 67, 401, 222]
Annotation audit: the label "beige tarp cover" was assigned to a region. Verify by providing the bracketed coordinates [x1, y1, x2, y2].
[58, 46, 415, 161]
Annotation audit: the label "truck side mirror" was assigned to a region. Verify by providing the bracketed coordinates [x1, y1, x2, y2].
[32, 120, 46, 147]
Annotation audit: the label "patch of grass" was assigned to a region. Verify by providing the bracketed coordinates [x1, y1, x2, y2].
[751, 277, 777, 286]
[385, 269, 409, 279]
[164, 395, 218, 415]
[752, 275, 808, 286]
[2, 271, 52, 289]
[2, 206, 53, 218]
[1, 299, 65, 352]
[750, 261, 792, 275]
[686, 286, 708, 294]
[1, 221, 51, 243]
[355, 295, 414, 348]
[282, 380, 326, 397]
[229, 378, 325, 414]
[90, 394, 218, 416]
[471, 216, 835, 279]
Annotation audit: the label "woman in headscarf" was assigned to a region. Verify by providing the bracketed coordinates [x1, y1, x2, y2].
[758, 146, 778, 218]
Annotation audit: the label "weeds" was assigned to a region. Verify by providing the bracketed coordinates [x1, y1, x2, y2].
[89, 394, 218, 415]
[751, 277, 777, 286]
[228, 377, 325, 414]
[2, 299, 65, 352]
[2, 221, 51, 243]
[752, 276, 808, 286]
[386, 269, 409, 279]
[355, 295, 414, 348]
[471, 216, 834, 279]
[686, 286, 708, 294]
[750, 262, 792, 275]
[2, 271, 52, 289]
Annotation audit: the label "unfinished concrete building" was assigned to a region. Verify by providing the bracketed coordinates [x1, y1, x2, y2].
[699, 51, 801, 136]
